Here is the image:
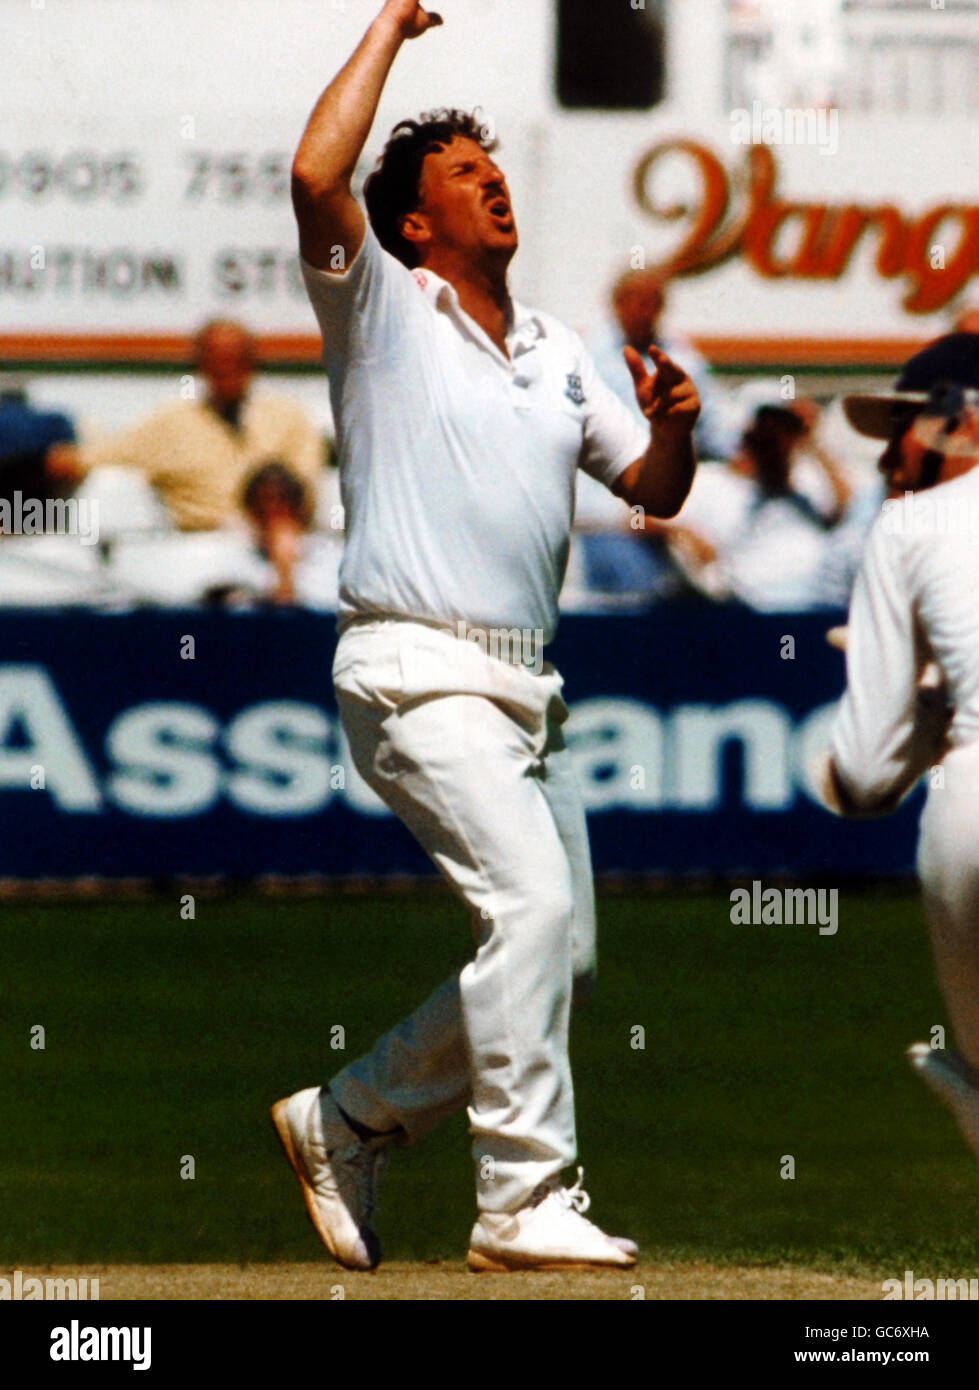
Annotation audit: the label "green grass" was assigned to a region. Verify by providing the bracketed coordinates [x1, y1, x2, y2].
[2, 888, 978, 1277]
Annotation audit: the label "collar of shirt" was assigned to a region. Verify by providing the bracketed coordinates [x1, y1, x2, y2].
[409, 265, 547, 378]
[205, 394, 247, 434]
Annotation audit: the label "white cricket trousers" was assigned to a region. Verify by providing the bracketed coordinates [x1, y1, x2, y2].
[918, 739, 979, 1070]
[326, 617, 597, 1213]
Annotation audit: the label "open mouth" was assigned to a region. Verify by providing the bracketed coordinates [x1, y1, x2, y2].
[487, 197, 514, 226]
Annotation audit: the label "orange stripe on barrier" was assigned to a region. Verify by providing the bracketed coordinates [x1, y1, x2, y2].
[0, 332, 930, 368]
[689, 336, 930, 367]
[0, 333, 324, 365]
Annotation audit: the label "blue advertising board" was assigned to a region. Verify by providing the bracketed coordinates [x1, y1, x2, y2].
[0, 606, 921, 879]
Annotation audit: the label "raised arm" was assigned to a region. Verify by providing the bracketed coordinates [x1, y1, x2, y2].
[292, 1, 443, 271]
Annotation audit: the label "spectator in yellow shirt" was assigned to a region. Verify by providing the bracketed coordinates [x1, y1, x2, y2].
[48, 319, 325, 531]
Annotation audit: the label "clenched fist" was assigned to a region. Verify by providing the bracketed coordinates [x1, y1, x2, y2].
[381, 0, 443, 39]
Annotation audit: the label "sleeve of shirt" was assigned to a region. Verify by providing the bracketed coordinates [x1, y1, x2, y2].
[76, 410, 171, 481]
[829, 519, 937, 814]
[572, 333, 651, 491]
[299, 223, 416, 364]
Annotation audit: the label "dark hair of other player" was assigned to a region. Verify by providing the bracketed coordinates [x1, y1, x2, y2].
[364, 108, 498, 268]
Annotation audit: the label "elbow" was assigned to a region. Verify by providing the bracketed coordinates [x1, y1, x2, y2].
[639, 457, 696, 520]
[648, 492, 686, 522]
[638, 480, 691, 521]
[291, 155, 314, 196]
[613, 450, 694, 518]
[290, 160, 345, 210]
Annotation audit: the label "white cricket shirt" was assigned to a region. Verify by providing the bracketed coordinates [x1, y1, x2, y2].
[300, 226, 649, 642]
[830, 467, 979, 809]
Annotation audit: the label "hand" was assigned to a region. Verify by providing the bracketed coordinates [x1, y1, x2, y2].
[45, 442, 84, 481]
[263, 518, 303, 605]
[790, 396, 820, 437]
[669, 525, 716, 568]
[825, 625, 848, 652]
[623, 343, 700, 435]
[381, 0, 443, 39]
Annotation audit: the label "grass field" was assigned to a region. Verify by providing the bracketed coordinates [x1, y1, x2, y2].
[3, 887, 979, 1296]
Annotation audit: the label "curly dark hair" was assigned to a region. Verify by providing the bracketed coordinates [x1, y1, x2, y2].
[364, 108, 499, 268]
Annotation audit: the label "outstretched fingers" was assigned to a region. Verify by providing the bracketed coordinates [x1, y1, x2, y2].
[622, 345, 650, 389]
[623, 343, 700, 427]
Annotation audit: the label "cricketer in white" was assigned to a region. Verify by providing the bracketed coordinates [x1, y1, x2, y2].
[822, 332, 979, 1165]
[270, 0, 700, 1273]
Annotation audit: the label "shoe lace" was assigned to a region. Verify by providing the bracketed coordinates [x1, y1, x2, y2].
[532, 1165, 591, 1216]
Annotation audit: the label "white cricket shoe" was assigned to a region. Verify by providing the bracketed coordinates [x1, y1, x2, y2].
[467, 1167, 638, 1272]
[907, 1042, 979, 1159]
[271, 1086, 387, 1270]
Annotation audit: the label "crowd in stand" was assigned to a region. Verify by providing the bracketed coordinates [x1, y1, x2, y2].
[0, 321, 344, 608]
[3, 272, 964, 614]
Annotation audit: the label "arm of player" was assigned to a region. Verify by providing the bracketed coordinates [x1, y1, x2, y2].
[825, 521, 948, 816]
[291, 0, 443, 271]
[611, 345, 700, 518]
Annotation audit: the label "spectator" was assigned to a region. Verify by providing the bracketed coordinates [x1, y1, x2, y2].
[242, 459, 313, 604]
[47, 319, 325, 531]
[239, 458, 342, 609]
[648, 386, 857, 611]
[0, 380, 76, 528]
[588, 267, 736, 462]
